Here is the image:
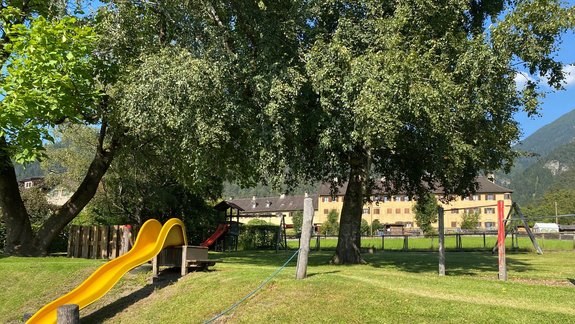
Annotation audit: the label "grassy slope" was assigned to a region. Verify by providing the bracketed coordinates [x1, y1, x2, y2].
[2, 251, 575, 323]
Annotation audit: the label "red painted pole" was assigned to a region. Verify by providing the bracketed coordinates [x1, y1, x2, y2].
[497, 200, 507, 281]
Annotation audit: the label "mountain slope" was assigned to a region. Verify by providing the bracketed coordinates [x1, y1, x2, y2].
[516, 108, 575, 158]
[509, 140, 575, 204]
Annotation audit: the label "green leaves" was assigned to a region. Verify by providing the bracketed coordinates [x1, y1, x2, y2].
[1, 9, 100, 163]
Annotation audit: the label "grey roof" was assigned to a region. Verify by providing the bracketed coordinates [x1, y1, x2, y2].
[318, 176, 512, 196]
[227, 194, 318, 214]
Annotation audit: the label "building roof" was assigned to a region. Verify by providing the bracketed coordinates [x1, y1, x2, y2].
[318, 176, 512, 196]
[227, 194, 318, 214]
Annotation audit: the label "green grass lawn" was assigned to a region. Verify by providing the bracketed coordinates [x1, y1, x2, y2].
[2, 250, 575, 323]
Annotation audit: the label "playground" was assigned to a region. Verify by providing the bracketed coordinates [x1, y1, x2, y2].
[2, 246, 575, 323]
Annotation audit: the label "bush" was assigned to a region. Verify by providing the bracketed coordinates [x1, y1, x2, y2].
[461, 212, 480, 230]
[320, 210, 339, 235]
[414, 192, 439, 236]
[361, 219, 370, 235]
[238, 224, 280, 250]
[247, 218, 269, 226]
[292, 211, 303, 234]
[372, 219, 383, 231]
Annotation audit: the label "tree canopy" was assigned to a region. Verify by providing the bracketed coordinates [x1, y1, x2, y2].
[0, 0, 573, 260]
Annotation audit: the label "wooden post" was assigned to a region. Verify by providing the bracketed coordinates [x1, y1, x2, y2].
[483, 232, 486, 249]
[57, 304, 79, 324]
[498, 200, 507, 281]
[403, 235, 408, 251]
[438, 207, 445, 276]
[316, 235, 320, 251]
[181, 245, 188, 276]
[296, 197, 314, 279]
[152, 255, 159, 279]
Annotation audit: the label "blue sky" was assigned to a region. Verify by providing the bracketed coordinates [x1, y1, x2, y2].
[513, 1, 575, 140]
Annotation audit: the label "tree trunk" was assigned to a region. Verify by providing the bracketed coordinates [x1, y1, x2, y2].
[331, 151, 368, 265]
[0, 137, 37, 255]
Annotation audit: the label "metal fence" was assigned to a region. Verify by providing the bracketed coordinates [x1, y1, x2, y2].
[300, 232, 575, 252]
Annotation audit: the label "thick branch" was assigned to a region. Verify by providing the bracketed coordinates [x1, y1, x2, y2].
[33, 123, 121, 252]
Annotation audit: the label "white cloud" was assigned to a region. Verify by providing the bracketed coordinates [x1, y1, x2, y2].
[538, 64, 575, 88]
[514, 72, 534, 90]
[562, 64, 575, 87]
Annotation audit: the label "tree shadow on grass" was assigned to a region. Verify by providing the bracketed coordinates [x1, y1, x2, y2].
[81, 267, 181, 324]
[365, 251, 534, 276]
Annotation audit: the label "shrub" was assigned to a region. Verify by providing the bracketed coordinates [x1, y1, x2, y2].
[238, 224, 279, 250]
[461, 212, 481, 230]
[320, 210, 339, 235]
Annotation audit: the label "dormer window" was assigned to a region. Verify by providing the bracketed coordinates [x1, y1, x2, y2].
[24, 181, 33, 189]
[266, 201, 271, 208]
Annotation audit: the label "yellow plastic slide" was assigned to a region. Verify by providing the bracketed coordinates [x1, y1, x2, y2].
[27, 218, 187, 324]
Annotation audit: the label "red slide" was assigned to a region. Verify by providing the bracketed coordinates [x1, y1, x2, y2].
[201, 223, 229, 247]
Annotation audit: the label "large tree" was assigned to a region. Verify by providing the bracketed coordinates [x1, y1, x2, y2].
[294, 1, 574, 264]
[0, 0, 314, 255]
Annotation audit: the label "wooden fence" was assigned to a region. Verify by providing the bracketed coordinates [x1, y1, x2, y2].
[67, 225, 132, 259]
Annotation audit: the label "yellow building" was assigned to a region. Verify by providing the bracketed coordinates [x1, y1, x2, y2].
[316, 176, 512, 232]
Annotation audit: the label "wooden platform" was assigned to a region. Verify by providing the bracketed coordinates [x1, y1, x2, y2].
[151, 245, 220, 278]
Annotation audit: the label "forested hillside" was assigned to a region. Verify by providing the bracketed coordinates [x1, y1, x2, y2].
[501, 108, 575, 182]
[510, 140, 575, 204]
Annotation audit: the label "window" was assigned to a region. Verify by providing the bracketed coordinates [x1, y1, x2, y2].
[394, 196, 402, 202]
[395, 208, 401, 214]
[403, 196, 410, 202]
[485, 194, 495, 200]
[322, 197, 329, 203]
[451, 222, 458, 228]
[363, 208, 370, 214]
[504, 193, 511, 200]
[383, 196, 390, 202]
[331, 196, 338, 202]
[477, 222, 482, 228]
[405, 222, 413, 228]
[374, 208, 380, 215]
[485, 222, 496, 229]
[472, 194, 481, 201]
[451, 208, 459, 214]
[484, 208, 495, 214]
[323, 209, 329, 214]
[24, 181, 33, 189]
[404, 208, 410, 214]
[387, 208, 393, 214]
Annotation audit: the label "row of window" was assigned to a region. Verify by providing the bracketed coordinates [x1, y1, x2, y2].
[325, 207, 502, 216]
[323, 208, 411, 215]
[450, 207, 496, 214]
[321, 193, 511, 203]
[321, 195, 412, 203]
